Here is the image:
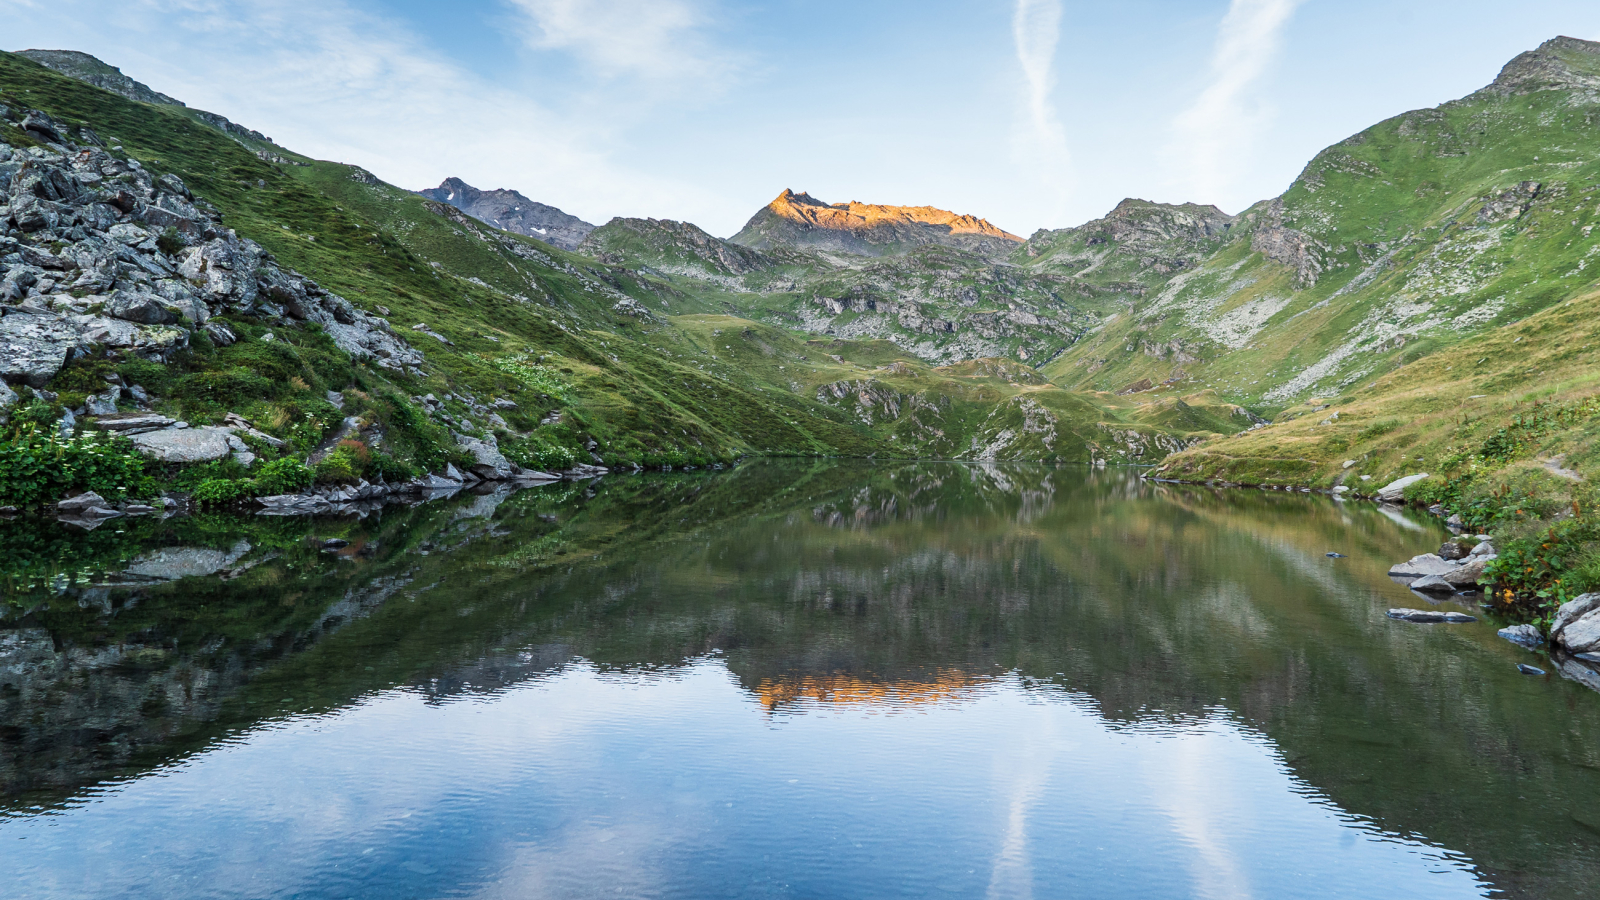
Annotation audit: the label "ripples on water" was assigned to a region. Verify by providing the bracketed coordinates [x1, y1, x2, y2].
[0, 462, 1596, 898]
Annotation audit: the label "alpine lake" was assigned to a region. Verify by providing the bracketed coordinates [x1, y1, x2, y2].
[2, 460, 1599, 900]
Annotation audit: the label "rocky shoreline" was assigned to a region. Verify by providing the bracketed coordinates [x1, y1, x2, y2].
[1146, 469, 1600, 690]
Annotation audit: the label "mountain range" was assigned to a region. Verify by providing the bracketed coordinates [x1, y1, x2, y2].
[3, 37, 1600, 552]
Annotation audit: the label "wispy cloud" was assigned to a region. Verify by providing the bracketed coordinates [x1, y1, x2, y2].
[504, 0, 736, 83]
[1173, 0, 1306, 206]
[1, 0, 726, 225]
[1011, 0, 1071, 210]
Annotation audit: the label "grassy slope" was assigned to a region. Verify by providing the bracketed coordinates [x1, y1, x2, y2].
[1042, 71, 1600, 409]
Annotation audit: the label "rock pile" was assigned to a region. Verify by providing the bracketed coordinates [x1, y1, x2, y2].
[0, 110, 425, 390]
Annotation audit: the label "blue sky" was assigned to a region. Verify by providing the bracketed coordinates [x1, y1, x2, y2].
[6, 1, 1599, 236]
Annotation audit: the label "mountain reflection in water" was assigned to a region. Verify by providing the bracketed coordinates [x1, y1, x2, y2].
[1, 461, 1598, 899]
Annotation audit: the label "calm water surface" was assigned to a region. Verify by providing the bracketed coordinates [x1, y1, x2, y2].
[2, 461, 1599, 899]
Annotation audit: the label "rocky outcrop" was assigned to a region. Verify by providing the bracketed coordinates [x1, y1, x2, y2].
[16, 50, 184, 107]
[1479, 36, 1600, 97]
[0, 124, 424, 391]
[1553, 593, 1600, 653]
[418, 177, 593, 251]
[1388, 608, 1477, 623]
[1375, 473, 1430, 502]
[1250, 199, 1324, 288]
[1020, 198, 1237, 279]
[732, 189, 1022, 258]
[16, 50, 272, 144]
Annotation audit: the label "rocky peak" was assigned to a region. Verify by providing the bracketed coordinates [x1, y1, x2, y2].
[1482, 35, 1600, 96]
[732, 189, 1021, 258]
[417, 177, 594, 252]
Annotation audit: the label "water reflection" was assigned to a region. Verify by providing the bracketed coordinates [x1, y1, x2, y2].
[1, 461, 1597, 898]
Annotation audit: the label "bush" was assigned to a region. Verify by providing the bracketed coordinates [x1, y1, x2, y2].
[191, 477, 255, 505]
[173, 369, 279, 406]
[315, 440, 370, 484]
[0, 426, 154, 506]
[254, 457, 315, 494]
[1483, 512, 1600, 624]
[492, 355, 570, 400]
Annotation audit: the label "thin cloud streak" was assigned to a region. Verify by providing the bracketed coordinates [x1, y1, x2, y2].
[505, 0, 737, 83]
[1011, 0, 1071, 213]
[1173, 0, 1306, 209]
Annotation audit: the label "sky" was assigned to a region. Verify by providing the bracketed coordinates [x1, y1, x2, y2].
[5, 0, 1599, 237]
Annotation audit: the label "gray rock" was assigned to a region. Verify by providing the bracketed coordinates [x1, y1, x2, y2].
[456, 433, 512, 480]
[1408, 574, 1458, 594]
[1376, 473, 1430, 502]
[1387, 608, 1477, 623]
[84, 388, 118, 416]
[1438, 540, 1469, 561]
[56, 491, 109, 512]
[444, 463, 465, 483]
[0, 307, 86, 386]
[128, 426, 236, 462]
[104, 289, 178, 325]
[94, 411, 176, 434]
[1499, 624, 1545, 648]
[1517, 664, 1546, 676]
[1557, 604, 1600, 655]
[1551, 593, 1600, 643]
[1469, 541, 1496, 558]
[1440, 557, 1489, 588]
[0, 380, 16, 411]
[1388, 553, 1459, 578]
[203, 320, 237, 346]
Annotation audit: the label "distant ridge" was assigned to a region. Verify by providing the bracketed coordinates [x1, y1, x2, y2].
[418, 177, 594, 252]
[17, 49, 273, 144]
[730, 189, 1023, 258]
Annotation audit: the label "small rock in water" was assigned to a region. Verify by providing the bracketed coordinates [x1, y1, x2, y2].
[1517, 664, 1546, 676]
[1388, 608, 1477, 623]
[1408, 574, 1458, 594]
[1326, 552, 1347, 558]
[1498, 624, 1545, 648]
[320, 538, 349, 549]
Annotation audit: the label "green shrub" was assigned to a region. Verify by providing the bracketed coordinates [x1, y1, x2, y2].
[174, 369, 279, 406]
[254, 457, 315, 494]
[0, 426, 153, 506]
[1483, 513, 1600, 624]
[367, 451, 417, 482]
[492, 355, 570, 400]
[191, 477, 255, 505]
[315, 440, 370, 484]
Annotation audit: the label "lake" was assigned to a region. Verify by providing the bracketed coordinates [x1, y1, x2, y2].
[2, 461, 1598, 899]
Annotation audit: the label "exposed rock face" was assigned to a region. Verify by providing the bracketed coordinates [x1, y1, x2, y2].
[127, 426, 236, 463]
[16, 50, 272, 144]
[418, 177, 593, 251]
[16, 50, 184, 107]
[0, 128, 424, 390]
[732, 189, 1022, 258]
[1553, 593, 1600, 652]
[1020, 198, 1237, 280]
[1250, 199, 1324, 288]
[1388, 553, 1457, 577]
[1480, 36, 1600, 96]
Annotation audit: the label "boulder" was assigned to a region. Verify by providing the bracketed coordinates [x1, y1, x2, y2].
[1388, 553, 1458, 578]
[104, 289, 178, 325]
[1408, 574, 1457, 594]
[456, 433, 512, 480]
[1551, 593, 1600, 644]
[1440, 557, 1489, 589]
[0, 381, 16, 411]
[1556, 603, 1600, 655]
[1499, 624, 1545, 648]
[56, 491, 109, 512]
[1438, 540, 1470, 561]
[1376, 473, 1430, 502]
[1387, 608, 1477, 623]
[84, 388, 119, 416]
[128, 426, 235, 462]
[0, 307, 86, 387]
[1469, 541, 1497, 558]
